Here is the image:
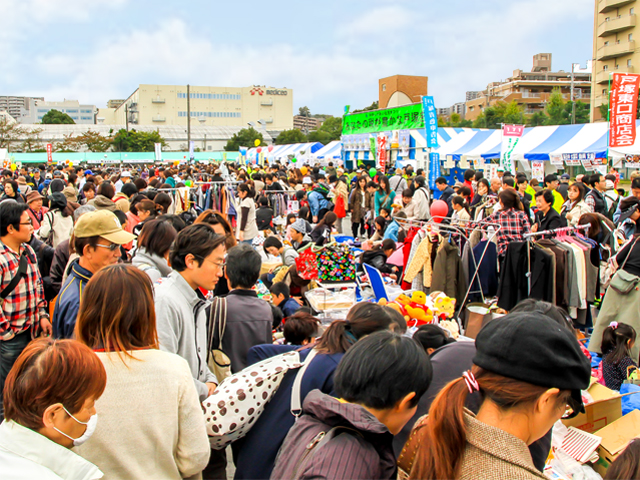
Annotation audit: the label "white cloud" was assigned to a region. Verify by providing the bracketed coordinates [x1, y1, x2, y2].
[337, 6, 413, 39]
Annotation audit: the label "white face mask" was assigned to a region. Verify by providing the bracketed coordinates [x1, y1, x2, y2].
[53, 405, 98, 446]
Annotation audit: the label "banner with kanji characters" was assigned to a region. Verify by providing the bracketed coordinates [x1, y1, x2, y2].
[342, 103, 425, 135]
[500, 124, 524, 174]
[421, 96, 438, 148]
[609, 72, 640, 147]
[376, 133, 387, 173]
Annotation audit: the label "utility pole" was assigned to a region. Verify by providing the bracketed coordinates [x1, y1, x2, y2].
[570, 63, 576, 125]
[187, 84, 191, 151]
[125, 104, 129, 131]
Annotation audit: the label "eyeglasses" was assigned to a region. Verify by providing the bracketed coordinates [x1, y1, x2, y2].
[210, 260, 226, 269]
[19, 221, 33, 226]
[95, 243, 120, 251]
[561, 396, 583, 420]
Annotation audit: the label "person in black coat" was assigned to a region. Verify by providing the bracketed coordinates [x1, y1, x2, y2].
[533, 189, 567, 234]
[435, 177, 455, 216]
[255, 196, 274, 232]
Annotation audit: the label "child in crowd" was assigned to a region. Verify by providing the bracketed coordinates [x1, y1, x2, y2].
[285, 213, 297, 241]
[282, 311, 320, 346]
[255, 196, 274, 233]
[601, 321, 637, 391]
[451, 195, 471, 226]
[271, 331, 432, 480]
[269, 282, 301, 319]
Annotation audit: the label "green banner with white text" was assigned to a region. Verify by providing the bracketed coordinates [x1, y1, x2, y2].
[342, 103, 425, 135]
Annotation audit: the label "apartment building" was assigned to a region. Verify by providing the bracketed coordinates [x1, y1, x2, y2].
[18, 99, 96, 124]
[379, 75, 428, 109]
[0, 96, 43, 121]
[465, 54, 592, 121]
[591, 0, 638, 121]
[293, 115, 323, 132]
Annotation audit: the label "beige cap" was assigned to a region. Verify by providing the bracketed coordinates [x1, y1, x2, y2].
[73, 210, 136, 244]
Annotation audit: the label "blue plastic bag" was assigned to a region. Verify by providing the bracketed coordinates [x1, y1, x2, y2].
[620, 383, 640, 415]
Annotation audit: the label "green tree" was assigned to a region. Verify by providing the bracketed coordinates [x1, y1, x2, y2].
[599, 102, 610, 120]
[275, 129, 307, 145]
[112, 129, 166, 152]
[317, 116, 342, 141]
[307, 130, 332, 144]
[503, 101, 526, 125]
[351, 101, 379, 113]
[545, 88, 569, 125]
[41, 109, 75, 124]
[527, 111, 548, 127]
[74, 130, 112, 152]
[563, 101, 590, 124]
[437, 117, 448, 127]
[224, 127, 264, 151]
[472, 112, 487, 128]
[459, 119, 473, 127]
[298, 106, 311, 117]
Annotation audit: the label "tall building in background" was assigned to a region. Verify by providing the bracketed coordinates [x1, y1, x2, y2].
[18, 99, 96, 124]
[0, 96, 44, 121]
[97, 84, 293, 130]
[591, 0, 638, 122]
[465, 54, 591, 121]
[378, 75, 428, 109]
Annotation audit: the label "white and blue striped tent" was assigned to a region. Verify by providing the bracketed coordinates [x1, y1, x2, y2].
[313, 141, 341, 160]
[432, 122, 614, 161]
[247, 142, 324, 163]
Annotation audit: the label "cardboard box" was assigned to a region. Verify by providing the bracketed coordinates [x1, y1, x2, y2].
[591, 409, 640, 477]
[562, 381, 622, 434]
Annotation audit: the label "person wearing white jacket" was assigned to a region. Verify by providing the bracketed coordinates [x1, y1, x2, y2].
[561, 183, 592, 227]
[37, 192, 73, 248]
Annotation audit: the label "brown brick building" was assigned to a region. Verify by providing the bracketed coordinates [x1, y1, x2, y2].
[378, 75, 428, 109]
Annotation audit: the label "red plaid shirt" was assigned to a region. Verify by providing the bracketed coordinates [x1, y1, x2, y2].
[472, 208, 531, 256]
[0, 242, 47, 339]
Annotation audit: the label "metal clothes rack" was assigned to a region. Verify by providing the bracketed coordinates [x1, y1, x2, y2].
[522, 223, 591, 295]
[394, 216, 502, 319]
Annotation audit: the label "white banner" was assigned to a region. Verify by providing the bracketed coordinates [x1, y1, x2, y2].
[531, 160, 545, 182]
[154, 143, 162, 162]
[500, 124, 524, 174]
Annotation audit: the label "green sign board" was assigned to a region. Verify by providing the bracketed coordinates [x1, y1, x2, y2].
[342, 103, 425, 135]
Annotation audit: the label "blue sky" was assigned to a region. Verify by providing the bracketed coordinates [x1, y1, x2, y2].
[1, 0, 594, 116]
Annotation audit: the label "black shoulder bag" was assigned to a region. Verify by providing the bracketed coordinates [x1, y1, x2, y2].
[0, 253, 29, 301]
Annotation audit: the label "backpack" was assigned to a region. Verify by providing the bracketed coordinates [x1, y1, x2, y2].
[606, 194, 620, 221]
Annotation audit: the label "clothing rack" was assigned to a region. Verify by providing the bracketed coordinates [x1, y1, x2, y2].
[393, 216, 502, 320]
[522, 223, 591, 296]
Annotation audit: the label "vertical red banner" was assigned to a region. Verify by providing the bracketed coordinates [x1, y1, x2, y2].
[46, 143, 53, 163]
[609, 73, 640, 147]
[376, 133, 387, 173]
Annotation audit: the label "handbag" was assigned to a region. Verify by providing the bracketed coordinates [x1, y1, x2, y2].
[203, 350, 305, 450]
[316, 243, 357, 283]
[397, 414, 428, 479]
[463, 303, 493, 339]
[334, 195, 346, 218]
[295, 247, 319, 280]
[207, 298, 231, 383]
[609, 237, 640, 295]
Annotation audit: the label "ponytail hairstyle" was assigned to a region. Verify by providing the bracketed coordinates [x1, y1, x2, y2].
[237, 182, 255, 199]
[498, 188, 523, 211]
[314, 302, 407, 355]
[602, 322, 636, 365]
[411, 366, 571, 480]
[315, 211, 337, 228]
[153, 192, 172, 215]
[451, 195, 469, 214]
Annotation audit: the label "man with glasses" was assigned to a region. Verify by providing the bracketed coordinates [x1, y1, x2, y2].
[154, 224, 227, 401]
[0, 201, 51, 417]
[52, 210, 135, 339]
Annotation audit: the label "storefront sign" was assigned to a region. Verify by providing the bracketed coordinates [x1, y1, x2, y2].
[266, 89, 288, 96]
[421, 96, 438, 148]
[531, 160, 545, 182]
[500, 124, 524, 174]
[46, 144, 53, 163]
[626, 162, 640, 169]
[581, 158, 594, 171]
[399, 130, 410, 157]
[342, 103, 425, 135]
[609, 72, 640, 147]
[376, 133, 387, 173]
[549, 154, 564, 166]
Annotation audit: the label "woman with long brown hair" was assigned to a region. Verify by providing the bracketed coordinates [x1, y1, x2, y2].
[74, 264, 210, 480]
[408, 312, 590, 480]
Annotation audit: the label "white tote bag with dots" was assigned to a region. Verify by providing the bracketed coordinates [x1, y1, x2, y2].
[203, 349, 317, 450]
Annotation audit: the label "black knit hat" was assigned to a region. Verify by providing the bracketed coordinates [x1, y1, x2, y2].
[473, 312, 591, 412]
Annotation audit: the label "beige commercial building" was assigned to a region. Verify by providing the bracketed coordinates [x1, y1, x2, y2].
[97, 84, 293, 130]
[591, 0, 638, 121]
[465, 54, 591, 121]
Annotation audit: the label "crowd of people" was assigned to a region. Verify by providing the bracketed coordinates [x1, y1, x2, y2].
[0, 159, 639, 480]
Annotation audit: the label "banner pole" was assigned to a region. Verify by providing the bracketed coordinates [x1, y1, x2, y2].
[607, 74, 611, 168]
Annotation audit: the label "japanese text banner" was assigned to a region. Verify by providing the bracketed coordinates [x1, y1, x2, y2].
[342, 103, 425, 135]
[610, 73, 640, 148]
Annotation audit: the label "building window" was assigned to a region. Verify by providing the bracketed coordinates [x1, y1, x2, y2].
[604, 65, 608, 70]
[631, 7, 635, 14]
[382, 84, 386, 92]
[629, 59, 633, 67]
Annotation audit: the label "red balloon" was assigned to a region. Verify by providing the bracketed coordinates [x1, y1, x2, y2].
[257, 147, 262, 153]
[430, 199, 449, 223]
[268, 145, 274, 152]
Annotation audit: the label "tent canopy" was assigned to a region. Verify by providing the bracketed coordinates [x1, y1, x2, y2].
[434, 122, 612, 161]
[313, 141, 341, 159]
